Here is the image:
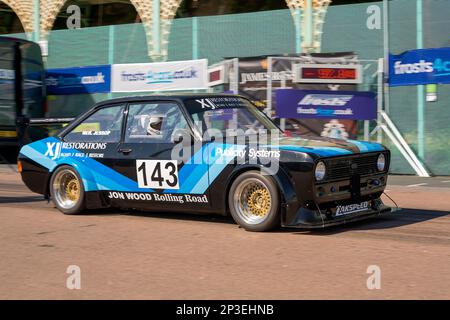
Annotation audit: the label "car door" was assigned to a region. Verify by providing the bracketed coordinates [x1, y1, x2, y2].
[62, 103, 126, 173]
[113, 101, 211, 211]
[59, 103, 128, 208]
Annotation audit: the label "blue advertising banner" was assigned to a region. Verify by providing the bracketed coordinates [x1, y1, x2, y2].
[389, 47, 450, 86]
[45, 65, 111, 95]
[275, 89, 377, 120]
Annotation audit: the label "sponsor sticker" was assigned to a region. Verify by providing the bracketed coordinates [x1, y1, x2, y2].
[195, 97, 247, 110]
[335, 201, 370, 217]
[44, 141, 107, 160]
[111, 59, 208, 92]
[106, 191, 208, 204]
[45, 65, 111, 95]
[389, 48, 450, 86]
[298, 94, 354, 107]
[275, 89, 377, 120]
[81, 130, 111, 136]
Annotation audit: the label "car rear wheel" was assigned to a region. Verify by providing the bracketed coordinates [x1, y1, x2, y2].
[50, 165, 85, 215]
[228, 170, 280, 232]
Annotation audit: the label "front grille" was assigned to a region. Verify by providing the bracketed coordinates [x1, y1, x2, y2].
[323, 153, 387, 182]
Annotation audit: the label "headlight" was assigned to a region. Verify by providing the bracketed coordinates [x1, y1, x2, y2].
[377, 154, 386, 171]
[315, 161, 326, 181]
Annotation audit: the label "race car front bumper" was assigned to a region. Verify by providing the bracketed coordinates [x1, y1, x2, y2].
[283, 198, 394, 229]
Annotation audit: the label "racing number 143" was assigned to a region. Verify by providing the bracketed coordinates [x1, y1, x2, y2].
[136, 160, 179, 189]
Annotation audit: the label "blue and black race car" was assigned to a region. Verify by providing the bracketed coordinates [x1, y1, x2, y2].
[18, 94, 391, 231]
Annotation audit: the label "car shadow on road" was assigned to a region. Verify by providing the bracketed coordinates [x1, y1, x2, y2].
[4, 195, 446, 234]
[122, 209, 237, 226]
[92, 207, 449, 234]
[83, 207, 450, 233]
[281, 208, 450, 235]
[0, 195, 46, 204]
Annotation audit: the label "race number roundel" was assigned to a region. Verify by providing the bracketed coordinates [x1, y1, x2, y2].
[136, 160, 179, 189]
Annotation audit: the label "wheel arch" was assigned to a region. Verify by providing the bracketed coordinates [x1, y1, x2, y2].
[46, 161, 97, 196]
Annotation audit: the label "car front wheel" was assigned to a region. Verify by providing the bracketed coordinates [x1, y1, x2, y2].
[228, 170, 280, 232]
[50, 165, 85, 215]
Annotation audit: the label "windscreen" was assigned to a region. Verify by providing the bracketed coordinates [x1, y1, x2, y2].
[184, 96, 280, 137]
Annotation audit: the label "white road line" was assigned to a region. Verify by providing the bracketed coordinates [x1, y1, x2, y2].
[441, 180, 450, 183]
[406, 183, 428, 188]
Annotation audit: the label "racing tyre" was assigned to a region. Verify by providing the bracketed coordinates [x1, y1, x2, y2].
[228, 170, 280, 232]
[50, 165, 85, 215]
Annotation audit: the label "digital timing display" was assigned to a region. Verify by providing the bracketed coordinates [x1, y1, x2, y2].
[301, 67, 357, 80]
[293, 64, 362, 84]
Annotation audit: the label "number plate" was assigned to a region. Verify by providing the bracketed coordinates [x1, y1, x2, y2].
[136, 160, 179, 189]
[335, 201, 370, 217]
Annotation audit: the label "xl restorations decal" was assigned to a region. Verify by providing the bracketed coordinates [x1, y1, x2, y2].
[44, 141, 107, 160]
[195, 97, 246, 110]
[184, 96, 248, 113]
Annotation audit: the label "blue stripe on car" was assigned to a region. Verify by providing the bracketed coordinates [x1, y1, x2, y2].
[21, 136, 383, 194]
[173, 143, 245, 194]
[20, 137, 144, 192]
[279, 141, 384, 157]
[190, 143, 245, 194]
[20, 138, 244, 195]
[278, 145, 353, 157]
[347, 140, 384, 153]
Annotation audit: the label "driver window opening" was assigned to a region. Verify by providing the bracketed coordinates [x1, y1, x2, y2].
[125, 103, 188, 143]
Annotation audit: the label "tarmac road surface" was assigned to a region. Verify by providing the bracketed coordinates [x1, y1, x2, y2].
[0, 167, 449, 299]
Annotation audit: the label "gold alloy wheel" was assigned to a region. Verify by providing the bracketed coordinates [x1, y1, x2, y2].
[246, 184, 271, 217]
[52, 169, 81, 210]
[65, 178, 80, 202]
[233, 178, 272, 225]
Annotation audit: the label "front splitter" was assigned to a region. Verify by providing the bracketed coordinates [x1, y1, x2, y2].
[283, 203, 396, 229]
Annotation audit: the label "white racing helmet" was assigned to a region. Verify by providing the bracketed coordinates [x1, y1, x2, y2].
[146, 116, 163, 136]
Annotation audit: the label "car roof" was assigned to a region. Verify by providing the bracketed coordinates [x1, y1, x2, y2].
[93, 93, 243, 109]
[58, 93, 247, 138]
